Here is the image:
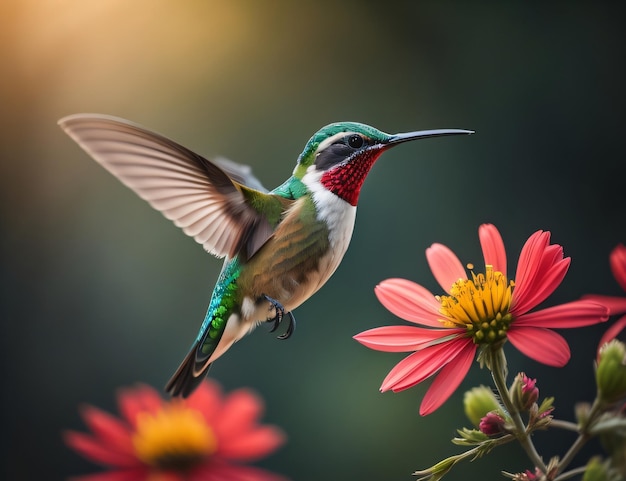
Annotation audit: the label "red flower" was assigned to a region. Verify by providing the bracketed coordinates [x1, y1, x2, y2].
[65, 380, 288, 481]
[584, 244, 626, 354]
[354, 224, 608, 415]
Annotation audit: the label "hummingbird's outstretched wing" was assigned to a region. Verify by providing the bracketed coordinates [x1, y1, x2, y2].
[59, 114, 288, 261]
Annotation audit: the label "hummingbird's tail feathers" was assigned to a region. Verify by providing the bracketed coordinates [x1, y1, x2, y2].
[165, 345, 212, 398]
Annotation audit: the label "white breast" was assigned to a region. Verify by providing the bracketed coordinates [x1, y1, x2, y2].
[302, 169, 357, 291]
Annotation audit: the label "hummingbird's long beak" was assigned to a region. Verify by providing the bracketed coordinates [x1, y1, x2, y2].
[385, 128, 474, 146]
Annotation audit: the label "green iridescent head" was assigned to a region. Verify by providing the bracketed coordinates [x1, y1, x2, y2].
[292, 122, 473, 180]
[293, 122, 392, 179]
[287, 121, 473, 206]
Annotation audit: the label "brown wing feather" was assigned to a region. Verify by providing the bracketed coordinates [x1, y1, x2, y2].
[59, 114, 286, 260]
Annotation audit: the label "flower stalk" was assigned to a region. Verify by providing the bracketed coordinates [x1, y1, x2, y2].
[488, 347, 548, 473]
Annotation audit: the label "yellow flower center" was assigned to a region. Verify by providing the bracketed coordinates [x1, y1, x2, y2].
[437, 265, 514, 344]
[132, 403, 217, 471]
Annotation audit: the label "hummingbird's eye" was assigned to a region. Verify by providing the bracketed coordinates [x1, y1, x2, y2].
[347, 134, 364, 149]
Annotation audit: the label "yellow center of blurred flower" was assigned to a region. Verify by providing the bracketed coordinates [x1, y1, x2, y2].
[132, 403, 217, 471]
[437, 265, 514, 344]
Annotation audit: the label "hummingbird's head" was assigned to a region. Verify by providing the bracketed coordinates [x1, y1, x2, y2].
[294, 122, 473, 206]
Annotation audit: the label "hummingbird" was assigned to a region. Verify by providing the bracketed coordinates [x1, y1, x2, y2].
[59, 114, 473, 397]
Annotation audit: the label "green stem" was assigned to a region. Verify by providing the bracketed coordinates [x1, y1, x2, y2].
[553, 465, 588, 481]
[548, 419, 580, 433]
[489, 348, 548, 473]
[555, 434, 588, 477]
[555, 398, 603, 476]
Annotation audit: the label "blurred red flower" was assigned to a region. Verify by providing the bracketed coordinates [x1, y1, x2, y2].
[65, 379, 288, 481]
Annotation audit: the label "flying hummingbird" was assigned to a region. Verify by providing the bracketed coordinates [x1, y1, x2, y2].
[59, 114, 472, 397]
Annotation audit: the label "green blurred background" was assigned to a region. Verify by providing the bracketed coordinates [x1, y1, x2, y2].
[2, 1, 626, 480]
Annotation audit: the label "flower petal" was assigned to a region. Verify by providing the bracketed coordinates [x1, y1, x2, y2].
[598, 314, 626, 357]
[512, 255, 570, 316]
[218, 425, 286, 461]
[381, 336, 471, 392]
[64, 431, 141, 468]
[192, 461, 289, 481]
[117, 384, 163, 428]
[507, 326, 571, 367]
[419, 340, 476, 415]
[67, 468, 147, 481]
[610, 244, 626, 292]
[511, 230, 570, 315]
[212, 389, 267, 441]
[79, 406, 134, 455]
[513, 231, 550, 288]
[184, 379, 223, 425]
[426, 243, 466, 294]
[354, 326, 466, 352]
[583, 294, 626, 316]
[375, 279, 443, 327]
[479, 224, 507, 276]
[514, 300, 608, 328]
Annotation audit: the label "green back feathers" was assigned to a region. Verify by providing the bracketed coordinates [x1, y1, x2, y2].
[271, 176, 308, 200]
[239, 185, 288, 226]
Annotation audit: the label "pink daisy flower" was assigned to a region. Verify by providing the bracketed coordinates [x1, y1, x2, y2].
[354, 224, 609, 415]
[584, 244, 626, 353]
[65, 379, 288, 481]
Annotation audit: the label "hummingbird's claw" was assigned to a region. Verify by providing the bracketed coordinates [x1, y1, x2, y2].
[263, 295, 296, 340]
[277, 311, 296, 340]
[269, 316, 280, 333]
[267, 304, 283, 333]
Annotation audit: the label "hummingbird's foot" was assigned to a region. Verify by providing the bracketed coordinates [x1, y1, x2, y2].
[277, 310, 296, 340]
[263, 295, 296, 340]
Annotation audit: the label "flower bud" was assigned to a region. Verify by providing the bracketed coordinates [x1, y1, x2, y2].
[507, 468, 541, 481]
[581, 457, 608, 481]
[596, 340, 626, 404]
[479, 411, 506, 436]
[510, 373, 539, 412]
[464, 386, 501, 427]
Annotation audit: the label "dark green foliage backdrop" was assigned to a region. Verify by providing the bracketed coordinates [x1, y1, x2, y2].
[2, 1, 625, 480]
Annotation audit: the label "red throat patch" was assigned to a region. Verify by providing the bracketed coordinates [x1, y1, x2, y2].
[319, 149, 384, 206]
